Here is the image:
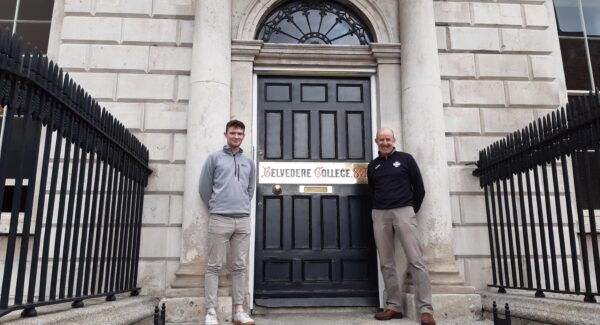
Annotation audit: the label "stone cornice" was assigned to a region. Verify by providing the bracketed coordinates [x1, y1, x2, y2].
[232, 42, 402, 68]
[231, 40, 263, 62]
[251, 43, 377, 69]
[370, 43, 402, 64]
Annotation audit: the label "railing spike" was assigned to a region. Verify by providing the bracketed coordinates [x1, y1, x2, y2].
[55, 69, 63, 95]
[0, 27, 9, 54]
[29, 52, 40, 76]
[39, 56, 48, 83]
[560, 106, 566, 129]
[48, 64, 57, 90]
[53, 63, 61, 87]
[21, 49, 31, 73]
[8, 33, 22, 63]
[578, 95, 586, 120]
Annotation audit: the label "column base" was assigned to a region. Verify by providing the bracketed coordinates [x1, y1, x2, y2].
[165, 286, 231, 298]
[170, 262, 204, 288]
[401, 292, 482, 321]
[160, 296, 232, 324]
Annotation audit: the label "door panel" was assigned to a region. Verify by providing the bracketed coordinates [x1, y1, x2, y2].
[255, 76, 377, 307]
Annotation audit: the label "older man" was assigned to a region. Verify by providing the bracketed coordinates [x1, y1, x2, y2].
[367, 128, 435, 325]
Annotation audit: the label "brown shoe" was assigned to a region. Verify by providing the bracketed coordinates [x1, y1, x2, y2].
[374, 309, 403, 320]
[420, 312, 436, 325]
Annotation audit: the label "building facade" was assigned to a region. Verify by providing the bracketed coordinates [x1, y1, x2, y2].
[4, 0, 581, 321]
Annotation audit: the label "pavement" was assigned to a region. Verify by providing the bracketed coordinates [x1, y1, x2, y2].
[251, 311, 493, 325]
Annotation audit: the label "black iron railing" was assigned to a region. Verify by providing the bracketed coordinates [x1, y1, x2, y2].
[473, 91, 600, 302]
[0, 29, 151, 317]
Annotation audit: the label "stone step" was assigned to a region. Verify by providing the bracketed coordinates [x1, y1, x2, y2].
[1, 294, 157, 324]
[168, 304, 488, 324]
[164, 315, 493, 325]
[250, 311, 493, 325]
[252, 306, 378, 315]
[160, 296, 232, 324]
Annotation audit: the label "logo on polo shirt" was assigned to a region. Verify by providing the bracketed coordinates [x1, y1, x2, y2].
[393, 161, 401, 168]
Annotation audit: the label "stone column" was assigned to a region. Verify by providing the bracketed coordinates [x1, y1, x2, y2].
[398, 0, 480, 320]
[171, 0, 232, 291]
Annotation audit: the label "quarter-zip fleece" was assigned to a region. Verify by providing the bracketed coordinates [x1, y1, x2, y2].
[199, 146, 256, 217]
[367, 149, 425, 212]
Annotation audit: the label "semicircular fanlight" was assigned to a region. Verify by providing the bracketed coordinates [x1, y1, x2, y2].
[256, 0, 374, 45]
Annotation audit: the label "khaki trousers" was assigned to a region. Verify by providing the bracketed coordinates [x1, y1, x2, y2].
[372, 207, 433, 314]
[204, 214, 251, 308]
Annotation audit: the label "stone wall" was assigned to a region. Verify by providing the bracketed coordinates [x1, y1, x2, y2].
[47, 0, 570, 298]
[54, 0, 198, 296]
[434, 0, 566, 290]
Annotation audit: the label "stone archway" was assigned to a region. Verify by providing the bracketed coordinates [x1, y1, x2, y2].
[236, 0, 396, 43]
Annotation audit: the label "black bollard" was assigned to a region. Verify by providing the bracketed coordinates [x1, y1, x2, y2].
[492, 301, 511, 325]
[154, 305, 159, 325]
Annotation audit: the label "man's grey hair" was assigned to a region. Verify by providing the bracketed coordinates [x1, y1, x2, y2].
[375, 127, 395, 139]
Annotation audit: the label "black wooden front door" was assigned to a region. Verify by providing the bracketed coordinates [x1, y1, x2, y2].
[254, 76, 378, 307]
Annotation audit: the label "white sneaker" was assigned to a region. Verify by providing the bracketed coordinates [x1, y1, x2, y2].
[233, 311, 255, 325]
[205, 308, 218, 325]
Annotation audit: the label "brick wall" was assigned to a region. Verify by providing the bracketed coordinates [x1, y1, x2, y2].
[434, 0, 564, 289]
[55, 0, 197, 296]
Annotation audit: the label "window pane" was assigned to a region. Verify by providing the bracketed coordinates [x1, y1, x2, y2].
[583, 0, 600, 37]
[589, 39, 600, 89]
[14, 22, 51, 52]
[555, 0, 584, 36]
[18, 0, 54, 20]
[560, 38, 592, 90]
[0, 1, 17, 20]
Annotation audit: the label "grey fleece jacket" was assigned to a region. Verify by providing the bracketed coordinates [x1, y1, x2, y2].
[199, 146, 256, 217]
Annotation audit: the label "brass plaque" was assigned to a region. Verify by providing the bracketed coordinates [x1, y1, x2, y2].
[259, 162, 368, 184]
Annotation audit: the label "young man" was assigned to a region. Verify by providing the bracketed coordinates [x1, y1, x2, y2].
[367, 128, 436, 325]
[199, 120, 256, 325]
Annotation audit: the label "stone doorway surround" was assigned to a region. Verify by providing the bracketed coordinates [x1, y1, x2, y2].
[165, 0, 482, 322]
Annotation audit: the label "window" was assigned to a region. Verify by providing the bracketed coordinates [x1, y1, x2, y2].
[0, 0, 54, 52]
[554, 0, 600, 91]
[256, 0, 374, 45]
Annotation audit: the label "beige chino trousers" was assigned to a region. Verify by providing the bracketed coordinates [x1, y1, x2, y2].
[372, 206, 433, 314]
[204, 214, 251, 309]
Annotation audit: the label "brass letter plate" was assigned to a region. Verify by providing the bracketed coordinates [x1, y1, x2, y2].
[300, 185, 332, 193]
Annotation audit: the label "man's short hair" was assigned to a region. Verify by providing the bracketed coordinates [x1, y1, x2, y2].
[225, 119, 245, 132]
